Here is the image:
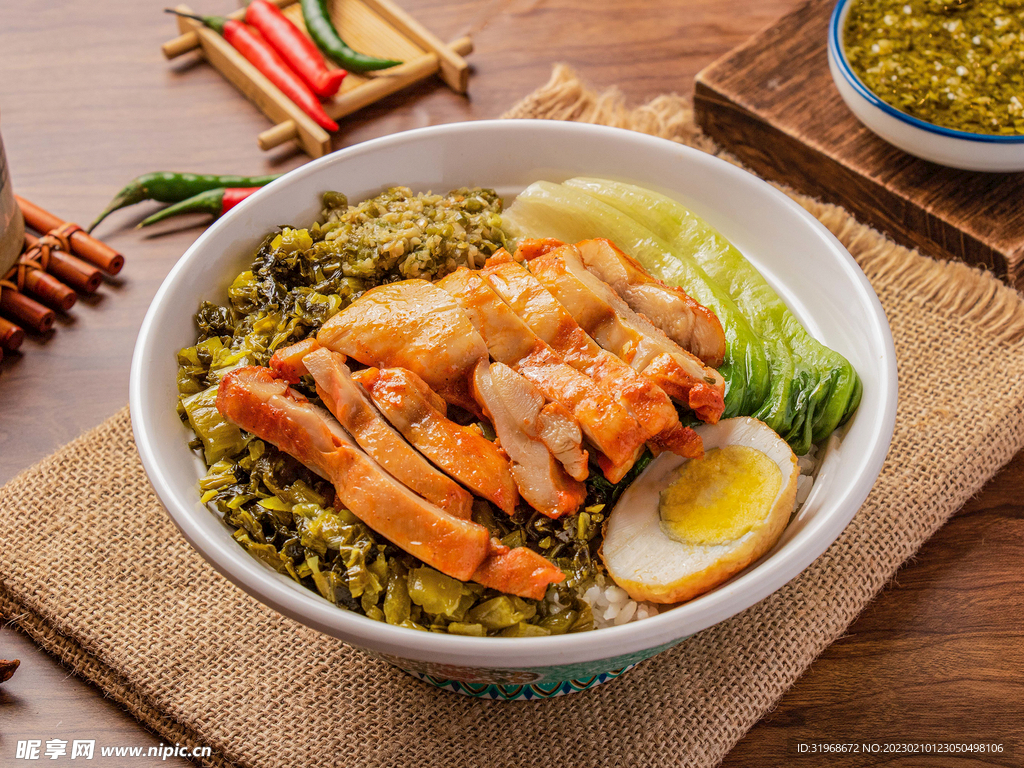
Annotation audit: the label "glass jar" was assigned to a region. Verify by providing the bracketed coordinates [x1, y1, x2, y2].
[0, 115, 25, 277]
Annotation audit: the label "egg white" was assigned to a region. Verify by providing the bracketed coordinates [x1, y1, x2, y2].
[601, 417, 799, 604]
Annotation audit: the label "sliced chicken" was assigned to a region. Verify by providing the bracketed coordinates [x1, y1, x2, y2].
[301, 348, 473, 519]
[438, 267, 646, 476]
[268, 337, 323, 383]
[649, 422, 704, 459]
[472, 360, 586, 518]
[353, 366, 520, 515]
[217, 366, 564, 597]
[482, 250, 679, 440]
[472, 540, 566, 600]
[316, 280, 488, 413]
[216, 367, 489, 580]
[513, 237, 564, 262]
[316, 279, 586, 515]
[574, 238, 727, 368]
[488, 361, 588, 482]
[526, 244, 726, 425]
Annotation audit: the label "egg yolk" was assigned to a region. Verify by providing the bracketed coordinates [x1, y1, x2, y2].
[659, 445, 782, 546]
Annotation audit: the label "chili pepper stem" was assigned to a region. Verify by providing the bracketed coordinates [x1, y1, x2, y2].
[87, 182, 147, 233]
[164, 9, 225, 34]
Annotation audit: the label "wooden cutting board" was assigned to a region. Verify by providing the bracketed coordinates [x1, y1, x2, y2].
[693, 0, 1024, 290]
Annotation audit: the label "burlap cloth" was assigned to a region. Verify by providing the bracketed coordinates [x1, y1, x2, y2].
[4, 66, 1024, 768]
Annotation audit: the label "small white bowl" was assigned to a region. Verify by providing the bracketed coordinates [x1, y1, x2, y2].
[130, 120, 897, 699]
[828, 0, 1024, 173]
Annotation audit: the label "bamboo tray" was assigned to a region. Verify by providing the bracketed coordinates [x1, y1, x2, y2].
[163, 0, 472, 158]
[693, 0, 1024, 289]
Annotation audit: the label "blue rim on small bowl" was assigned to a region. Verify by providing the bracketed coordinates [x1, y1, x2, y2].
[828, 0, 1024, 146]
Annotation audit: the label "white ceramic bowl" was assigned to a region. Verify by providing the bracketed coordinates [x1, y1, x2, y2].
[828, 0, 1024, 172]
[130, 120, 897, 699]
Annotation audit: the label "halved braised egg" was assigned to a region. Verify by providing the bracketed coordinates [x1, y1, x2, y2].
[601, 417, 798, 604]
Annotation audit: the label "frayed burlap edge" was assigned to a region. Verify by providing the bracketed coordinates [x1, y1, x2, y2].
[503, 65, 1024, 345]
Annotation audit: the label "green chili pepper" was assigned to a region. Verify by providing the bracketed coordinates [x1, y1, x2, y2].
[89, 172, 281, 232]
[563, 178, 860, 454]
[501, 181, 771, 418]
[138, 187, 262, 228]
[301, 0, 402, 72]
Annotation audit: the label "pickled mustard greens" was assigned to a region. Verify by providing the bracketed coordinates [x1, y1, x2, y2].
[176, 185, 647, 636]
[845, 0, 1024, 135]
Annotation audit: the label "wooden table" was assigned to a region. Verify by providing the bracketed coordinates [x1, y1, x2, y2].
[1, 1, 1020, 765]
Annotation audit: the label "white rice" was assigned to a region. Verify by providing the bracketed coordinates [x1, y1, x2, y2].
[582, 438, 830, 628]
[583, 574, 661, 629]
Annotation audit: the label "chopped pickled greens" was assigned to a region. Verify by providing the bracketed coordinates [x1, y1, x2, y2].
[182, 385, 247, 464]
[845, 0, 1024, 135]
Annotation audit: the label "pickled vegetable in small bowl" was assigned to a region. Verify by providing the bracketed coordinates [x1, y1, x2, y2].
[828, 0, 1024, 172]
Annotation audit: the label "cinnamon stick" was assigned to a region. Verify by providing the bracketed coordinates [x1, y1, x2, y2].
[24, 233, 103, 294]
[20, 269, 76, 312]
[0, 288, 55, 334]
[48, 250, 103, 293]
[0, 317, 23, 351]
[15, 196, 124, 275]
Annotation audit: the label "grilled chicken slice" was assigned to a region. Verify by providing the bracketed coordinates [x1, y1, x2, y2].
[353, 366, 520, 515]
[316, 280, 488, 413]
[575, 238, 727, 368]
[649, 422, 704, 459]
[439, 267, 646, 476]
[482, 250, 679, 440]
[217, 366, 564, 597]
[526, 244, 726, 424]
[513, 237, 564, 262]
[216, 367, 489, 580]
[488, 361, 588, 482]
[316, 279, 586, 514]
[472, 360, 586, 518]
[301, 348, 473, 519]
[473, 541, 566, 600]
[268, 338, 323, 383]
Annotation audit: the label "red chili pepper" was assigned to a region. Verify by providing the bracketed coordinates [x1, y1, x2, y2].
[221, 186, 260, 213]
[138, 187, 262, 228]
[244, 0, 346, 98]
[167, 10, 339, 132]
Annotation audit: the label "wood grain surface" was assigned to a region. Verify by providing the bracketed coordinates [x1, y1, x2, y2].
[1, 1, 1021, 765]
[694, 0, 1024, 290]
